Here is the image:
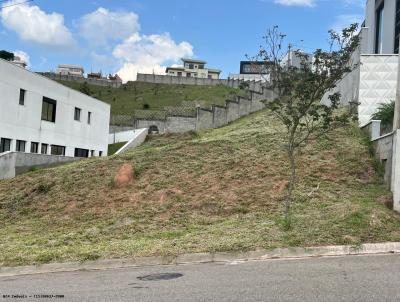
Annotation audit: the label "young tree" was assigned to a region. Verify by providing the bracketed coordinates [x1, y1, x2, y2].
[0, 50, 14, 61]
[257, 25, 360, 225]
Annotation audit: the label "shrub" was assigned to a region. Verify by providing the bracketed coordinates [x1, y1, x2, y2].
[372, 100, 395, 128]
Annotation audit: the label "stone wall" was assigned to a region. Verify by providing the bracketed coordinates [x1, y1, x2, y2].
[133, 85, 276, 134]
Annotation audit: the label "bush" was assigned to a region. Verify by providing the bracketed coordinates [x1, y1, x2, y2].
[372, 101, 395, 128]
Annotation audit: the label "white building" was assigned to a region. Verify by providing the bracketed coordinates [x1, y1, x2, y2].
[326, 0, 400, 126]
[0, 58, 110, 158]
[56, 64, 85, 77]
[166, 58, 221, 79]
[229, 61, 270, 82]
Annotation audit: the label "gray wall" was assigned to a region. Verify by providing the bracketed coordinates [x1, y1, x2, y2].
[133, 85, 275, 134]
[0, 152, 80, 180]
[136, 73, 243, 88]
[38, 72, 122, 88]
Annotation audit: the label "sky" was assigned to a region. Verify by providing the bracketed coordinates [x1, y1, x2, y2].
[0, 0, 365, 82]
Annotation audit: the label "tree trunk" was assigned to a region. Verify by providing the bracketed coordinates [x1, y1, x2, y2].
[285, 141, 296, 226]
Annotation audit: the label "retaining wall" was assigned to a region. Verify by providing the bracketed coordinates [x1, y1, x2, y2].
[38, 72, 122, 88]
[133, 85, 276, 134]
[0, 152, 80, 180]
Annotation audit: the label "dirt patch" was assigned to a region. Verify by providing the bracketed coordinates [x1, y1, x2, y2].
[114, 164, 134, 188]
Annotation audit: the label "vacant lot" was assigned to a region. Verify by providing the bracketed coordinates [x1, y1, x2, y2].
[0, 109, 399, 266]
[58, 80, 245, 115]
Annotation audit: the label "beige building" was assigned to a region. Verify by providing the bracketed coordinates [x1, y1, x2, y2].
[166, 58, 221, 79]
[56, 64, 85, 77]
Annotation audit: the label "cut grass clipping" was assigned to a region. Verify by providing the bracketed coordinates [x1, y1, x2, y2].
[0, 109, 399, 266]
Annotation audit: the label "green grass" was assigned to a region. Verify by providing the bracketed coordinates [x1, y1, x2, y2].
[0, 109, 399, 267]
[58, 80, 246, 115]
[108, 142, 127, 156]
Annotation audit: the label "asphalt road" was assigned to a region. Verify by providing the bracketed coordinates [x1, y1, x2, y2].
[1, 254, 400, 301]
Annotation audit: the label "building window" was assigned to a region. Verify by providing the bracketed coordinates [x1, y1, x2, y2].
[41, 144, 48, 154]
[90, 150, 95, 157]
[51, 145, 65, 156]
[0, 138, 11, 153]
[187, 73, 191, 77]
[99, 151, 103, 157]
[19, 89, 26, 105]
[177, 72, 182, 76]
[88, 112, 92, 124]
[395, 0, 400, 53]
[74, 148, 89, 158]
[375, 3, 385, 54]
[41, 97, 57, 123]
[74, 107, 81, 121]
[16, 140, 26, 152]
[188, 64, 194, 69]
[208, 75, 212, 79]
[30, 142, 39, 153]
[198, 64, 204, 69]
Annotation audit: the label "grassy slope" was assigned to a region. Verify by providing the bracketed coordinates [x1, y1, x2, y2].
[0, 109, 399, 266]
[58, 81, 244, 115]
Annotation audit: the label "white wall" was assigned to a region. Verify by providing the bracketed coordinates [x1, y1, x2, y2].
[0, 59, 110, 158]
[358, 54, 398, 126]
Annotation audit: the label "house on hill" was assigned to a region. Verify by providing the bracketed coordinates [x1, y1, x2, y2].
[166, 58, 221, 79]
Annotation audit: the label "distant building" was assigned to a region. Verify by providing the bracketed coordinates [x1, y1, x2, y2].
[229, 61, 270, 82]
[11, 56, 27, 69]
[0, 58, 110, 160]
[281, 50, 313, 69]
[56, 64, 84, 77]
[166, 58, 221, 79]
[87, 72, 102, 79]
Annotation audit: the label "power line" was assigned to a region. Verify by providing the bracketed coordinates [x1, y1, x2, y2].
[1, 0, 33, 9]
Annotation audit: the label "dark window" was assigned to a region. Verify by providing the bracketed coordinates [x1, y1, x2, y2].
[99, 151, 103, 157]
[90, 150, 95, 157]
[208, 75, 212, 79]
[88, 112, 92, 124]
[395, 0, 400, 53]
[51, 145, 65, 156]
[30, 142, 39, 153]
[198, 64, 204, 69]
[74, 107, 81, 121]
[41, 143, 48, 154]
[188, 64, 194, 69]
[186, 73, 191, 77]
[177, 72, 182, 76]
[74, 148, 89, 158]
[19, 89, 26, 105]
[375, 3, 385, 54]
[0, 138, 11, 153]
[41, 97, 57, 122]
[16, 140, 26, 152]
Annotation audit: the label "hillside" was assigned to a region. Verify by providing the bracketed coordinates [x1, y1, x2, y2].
[57, 80, 246, 115]
[1, 109, 399, 266]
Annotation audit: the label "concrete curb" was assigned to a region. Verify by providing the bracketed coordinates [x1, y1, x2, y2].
[1, 242, 400, 277]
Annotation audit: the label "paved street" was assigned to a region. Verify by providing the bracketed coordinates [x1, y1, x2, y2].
[1, 254, 400, 301]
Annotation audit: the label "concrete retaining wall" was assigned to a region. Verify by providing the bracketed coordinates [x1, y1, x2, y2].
[115, 128, 148, 155]
[108, 129, 147, 144]
[136, 73, 242, 88]
[38, 72, 122, 88]
[132, 85, 276, 134]
[0, 152, 80, 180]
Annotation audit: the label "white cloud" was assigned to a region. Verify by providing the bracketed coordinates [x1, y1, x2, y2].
[273, 0, 315, 7]
[78, 7, 140, 46]
[331, 14, 363, 32]
[113, 33, 193, 82]
[0, 1, 75, 48]
[13, 50, 30, 67]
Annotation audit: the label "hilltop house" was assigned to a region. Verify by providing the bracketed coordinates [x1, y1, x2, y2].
[166, 58, 221, 79]
[56, 64, 85, 77]
[0, 59, 110, 162]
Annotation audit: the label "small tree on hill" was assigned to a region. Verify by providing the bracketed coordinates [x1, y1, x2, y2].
[0, 50, 14, 61]
[257, 25, 360, 226]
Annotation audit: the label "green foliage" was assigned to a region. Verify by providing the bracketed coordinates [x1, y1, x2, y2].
[0, 50, 14, 61]
[143, 103, 150, 110]
[371, 100, 395, 128]
[79, 82, 93, 96]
